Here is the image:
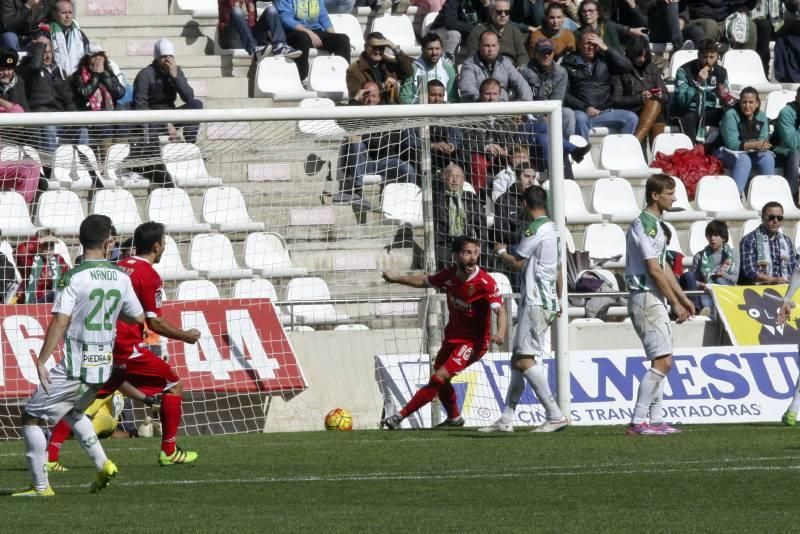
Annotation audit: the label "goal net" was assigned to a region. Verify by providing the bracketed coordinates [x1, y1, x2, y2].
[0, 102, 566, 437]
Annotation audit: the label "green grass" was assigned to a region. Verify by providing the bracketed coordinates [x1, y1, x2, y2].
[1, 425, 798, 532]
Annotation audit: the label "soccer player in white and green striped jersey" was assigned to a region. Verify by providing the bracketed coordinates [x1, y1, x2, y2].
[482, 185, 569, 433]
[13, 214, 145, 497]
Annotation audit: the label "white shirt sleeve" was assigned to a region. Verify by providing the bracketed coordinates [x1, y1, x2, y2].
[515, 232, 540, 260]
[631, 221, 659, 261]
[51, 280, 77, 317]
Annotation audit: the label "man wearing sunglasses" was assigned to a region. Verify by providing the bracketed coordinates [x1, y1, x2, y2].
[739, 201, 796, 285]
[464, 0, 528, 67]
[346, 31, 412, 104]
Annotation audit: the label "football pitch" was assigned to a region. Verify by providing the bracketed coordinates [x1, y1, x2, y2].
[0, 424, 797, 532]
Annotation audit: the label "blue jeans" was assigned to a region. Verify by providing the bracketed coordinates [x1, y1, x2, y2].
[681, 271, 733, 318]
[341, 141, 416, 188]
[324, 0, 355, 13]
[714, 148, 775, 193]
[520, 120, 579, 172]
[231, 4, 288, 54]
[42, 125, 90, 153]
[574, 108, 638, 140]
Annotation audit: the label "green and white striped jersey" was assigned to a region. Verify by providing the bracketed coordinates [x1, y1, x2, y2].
[52, 259, 143, 385]
[517, 216, 559, 312]
[625, 210, 667, 296]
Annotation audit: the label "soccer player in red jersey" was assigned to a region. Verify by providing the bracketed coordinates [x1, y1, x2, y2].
[47, 222, 201, 467]
[380, 236, 507, 429]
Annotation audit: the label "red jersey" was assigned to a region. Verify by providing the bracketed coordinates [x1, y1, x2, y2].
[113, 256, 164, 359]
[427, 266, 502, 345]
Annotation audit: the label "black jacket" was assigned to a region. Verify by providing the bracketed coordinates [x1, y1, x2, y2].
[431, 0, 489, 36]
[493, 182, 523, 246]
[688, 0, 757, 22]
[433, 183, 485, 268]
[611, 56, 668, 114]
[1, 0, 51, 36]
[0, 74, 28, 111]
[133, 62, 195, 110]
[562, 47, 633, 111]
[19, 42, 75, 112]
[70, 64, 126, 111]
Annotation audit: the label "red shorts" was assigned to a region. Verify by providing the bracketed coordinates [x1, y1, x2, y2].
[433, 341, 488, 376]
[100, 348, 181, 396]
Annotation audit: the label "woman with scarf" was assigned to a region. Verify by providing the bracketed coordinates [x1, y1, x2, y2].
[683, 220, 739, 317]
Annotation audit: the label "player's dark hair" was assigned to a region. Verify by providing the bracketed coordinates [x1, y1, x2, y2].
[545, 2, 564, 16]
[479, 77, 501, 94]
[365, 31, 386, 42]
[452, 235, 480, 253]
[762, 201, 784, 215]
[427, 79, 445, 90]
[421, 32, 442, 47]
[705, 219, 729, 242]
[134, 221, 166, 255]
[79, 214, 113, 250]
[644, 173, 675, 207]
[522, 185, 548, 211]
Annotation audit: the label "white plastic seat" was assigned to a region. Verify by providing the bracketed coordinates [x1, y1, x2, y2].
[371, 14, 421, 56]
[695, 175, 758, 220]
[721, 50, 782, 92]
[688, 220, 710, 255]
[161, 143, 223, 188]
[105, 143, 149, 189]
[308, 55, 349, 102]
[421, 11, 439, 36]
[382, 183, 423, 227]
[188, 233, 253, 279]
[747, 175, 800, 218]
[569, 135, 610, 179]
[91, 189, 142, 235]
[563, 179, 603, 224]
[53, 238, 72, 268]
[147, 188, 212, 233]
[175, 0, 217, 17]
[233, 278, 291, 324]
[201, 186, 265, 232]
[765, 90, 796, 121]
[21, 145, 54, 187]
[663, 177, 709, 223]
[36, 190, 84, 235]
[243, 231, 308, 277]
[582, 223, 626, 269]
[334, 324, 370, 331]
[663, 221, 692, 267]
[600, 134, 661, 178]
[590, 177, 640, 222]
[285, 276, 349, 325]
[669, 50, 698, 80]
[175, 280, 220, 301]
[0, 191, 38, 237]
[298, 97, 346, 137]
[330, 14, 365, 56]
[489, 272, 518, 319]
[52, 145, 93, 190]
[75, 145, 116, 188]
[741, 218, 761, 238]
[254, 57, 317, 101]
[0, 146, 20, 161]
[153, 235, 200, 281]
[651, 133, 693, 160]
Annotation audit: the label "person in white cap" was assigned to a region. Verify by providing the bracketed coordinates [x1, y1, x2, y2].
[133, 37, 204, 144]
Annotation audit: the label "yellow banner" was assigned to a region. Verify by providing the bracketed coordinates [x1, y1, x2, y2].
[710, 284, 800, 345]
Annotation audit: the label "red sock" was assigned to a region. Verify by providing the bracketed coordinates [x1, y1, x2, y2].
[159, 394, 182, 456]
[400, 376, 445, 418]
[47, 419, 73, 462]
[438, 381, 460, 419]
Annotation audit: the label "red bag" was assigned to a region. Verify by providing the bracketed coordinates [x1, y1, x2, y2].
[650, 144, 723, 200]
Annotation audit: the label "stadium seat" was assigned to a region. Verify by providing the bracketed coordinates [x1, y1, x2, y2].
[201, 186, 265, 232]
[563, 179, 603, 224]
[53, 238, 72, 268]
[19, 145, 55, 188]
[570, 317, 604, 324]
[174, 0, 217, 17]
[161, 143, 224, 188]
[599, 134, 662, 178]
[663, 221, 692, 267]
[0, 146, 20, 161]
[334, 324, 370, 330]
[489, 272, 518, 319]
[582, 223, 626, 269]
[721, 50, 782, 92]
[569, 135, 610, 179]
[746, 175, 800, 218]
[188, 233, 253, 279]
[90, 188, 142, 235]
[75, 145, 116, 188]
[764, 90, 795, 121]
[298, 97, 346, 137]
[663, 177, 709, 223]
[243, 231, 308, 277]
[669, 50, 698, 81]
[254, 57, 317, 101]
[175, 280, 220, 301]
[233, 278, 292, 324]
[147, 188, 213, 234]
[330, 14, 365, 56]
[105, 143, 149, 189]
[421, 11, 439, 36]
[0, 192, 37, 237]
[371, 14, 421, 56]
[695, 175, 758, 220]
[651, 133, 693, 160]
[688, 220, 710, 255]
[285, 276, 350, 325]
[35, 190, 84, 235]
[382, 183, 423, 227]
[590, 177, 640, 222]
[564, 228, 576, 253]
[740, 218, 761, 238]
[308, 55, 349, 102]
[153, 235, 200, 282]
[52, 145, 93, 190]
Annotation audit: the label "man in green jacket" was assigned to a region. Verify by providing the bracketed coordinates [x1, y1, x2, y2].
[772, 87, 800, 203]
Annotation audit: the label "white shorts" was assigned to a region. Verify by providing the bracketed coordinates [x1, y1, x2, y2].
[24, 365, 99, 425]
[628, 291, 673, 360]
[513, 305, 555, 357]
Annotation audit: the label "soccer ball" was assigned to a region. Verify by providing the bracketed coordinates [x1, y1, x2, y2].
[324, 408, 353, 431]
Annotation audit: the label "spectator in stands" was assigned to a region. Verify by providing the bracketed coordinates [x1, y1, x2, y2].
[645, 0, 703, 50]
[772, 87, 800, 204]
[47, 0, 88, 76]
[527, 3, 575, 60]
[346, 32, 413, 104]
[217, 0, 301, 59]
[670, 40, 732, 144]
[562, 30, 637, 140]
[491, 162, 536, 283]
[15, 231, 68, 304]
[611, 37, 669, 143]
[574, 0, 645, 50]
[276, 0, 350, 83]
[429, 0, 491, 63]
[715, 86, 774, 193]
[509, 0, 544, 34]
[458, 30, 532, 102]
[603, 0, 648, 38]
[0, 49, 28, 111]
[686, 0, 757, 50]
[465, 0, 529, 67]
[751, 0, 783, 75]
[683, 219, 738, 316]
[410, 80, 464, 173]
[739, 201, 796, 284]
[774, 1, 800, 82]
[323, 0, 354, 14]
[134, 38, 204, 144]
[1, 0, 52, 51]
[433, 163, 484, 269]
[399, 33, 457, 104]
[491, 143, 534, 203]
[520, 38, 577, 139]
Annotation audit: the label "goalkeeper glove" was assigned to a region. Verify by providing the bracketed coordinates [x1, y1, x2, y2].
[143, 394, 162, 406]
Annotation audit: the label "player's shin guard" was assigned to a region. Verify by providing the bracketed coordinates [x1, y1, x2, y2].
[631, 368, 666, 425]
[160, 394, 182, 456]
[438, 381, 460, 419]
[523, 363, 564, 422]
[22, 425, 49, 491]
[63, 412, 107, 470]
[47, 419, 73, 462]
[400, 375, 446, 418]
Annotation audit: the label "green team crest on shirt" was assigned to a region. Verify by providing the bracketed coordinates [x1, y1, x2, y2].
[524, 216, 551, 237]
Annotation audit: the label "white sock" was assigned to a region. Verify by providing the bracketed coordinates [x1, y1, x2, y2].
[632, 368, 666, 425]
[22, 425, 49, 491]
[789, 373, 800, 414]
[501, 370, 525, 421]
[523, 363, 564, 421]
[649, 378, 666, 425]
[64, 412, 107, 470]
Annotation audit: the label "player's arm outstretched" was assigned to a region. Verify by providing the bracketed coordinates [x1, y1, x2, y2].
[493, 243, 526, 272]
[778, 268, 800, 324]
[382, 271, 431, 289]
[646, 259, 693, 322]
[146, 316, 200, 344]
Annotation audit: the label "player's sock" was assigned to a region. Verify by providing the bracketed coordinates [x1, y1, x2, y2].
[22, 425, 49, 491]
[437, 381, 460, 420]
[649, 378, 666, 425]
[64, 413, 107, 470]
[523, 363, 564, 421]
[788, 374, 800, 415]
[631, 368, 666, 425]
[400, 375, 446, 418]
[160, 394, 182, 456]
[501, 369, 525, 421]
[47, 420, 73, 463]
